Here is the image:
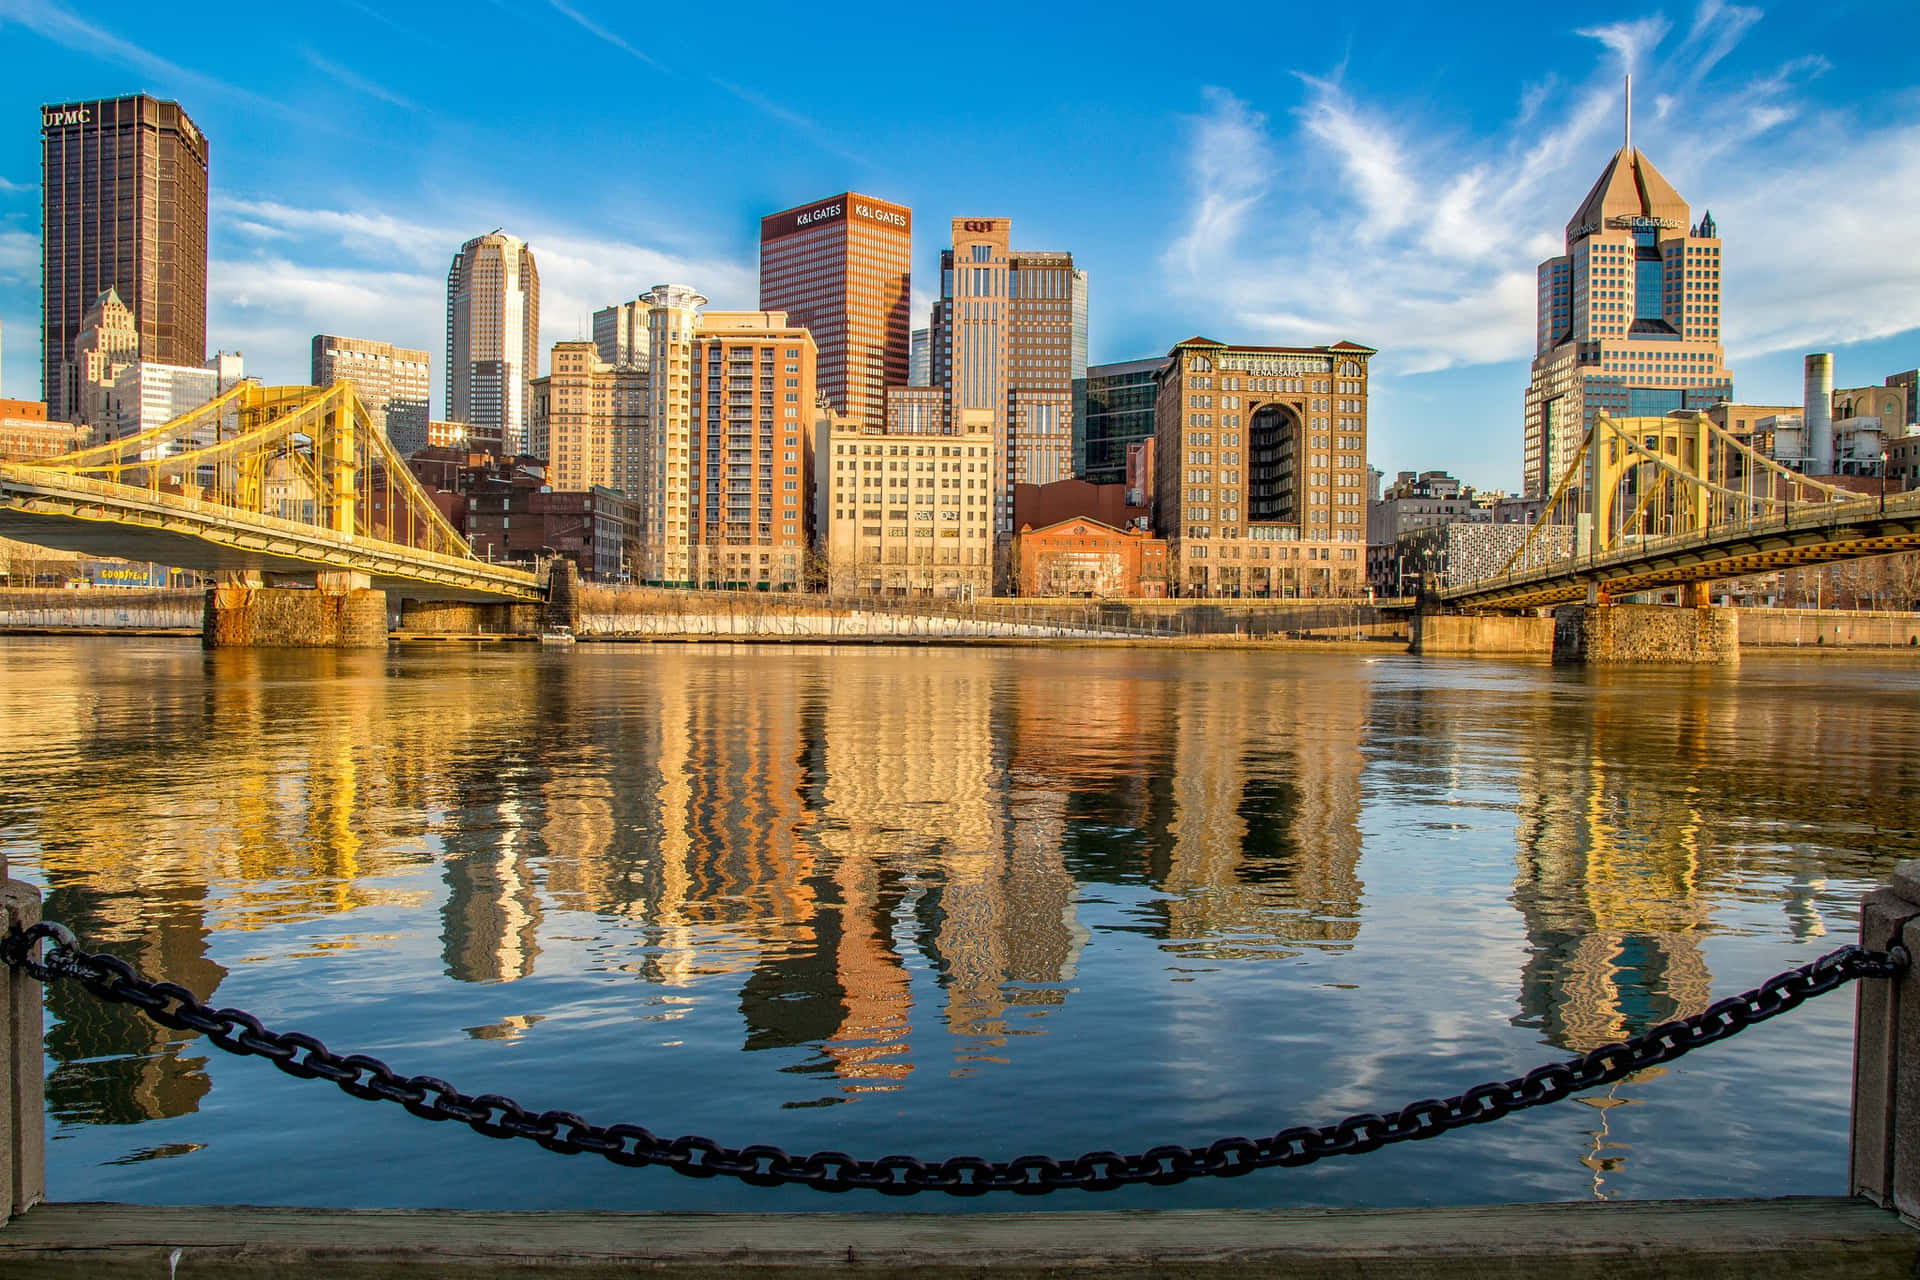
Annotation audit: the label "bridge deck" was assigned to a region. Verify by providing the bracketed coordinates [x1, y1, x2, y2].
[1444, 492, 1920, 610]
[0, 466, 540, 602]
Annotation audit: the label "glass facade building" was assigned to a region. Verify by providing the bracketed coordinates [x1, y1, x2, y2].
[1082, 357, 1168, 485]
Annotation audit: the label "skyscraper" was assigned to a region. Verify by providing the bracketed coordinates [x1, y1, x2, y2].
[446, 231, 540, 456]
[758, 192, 911, 427]
[909, 327, 930, 387]
[640, 284, 704, 583]
[928, 218, 1083, 541]
[593, 298, 651, 370]
[311, 335, 430, 453]
[1523, 102, 1731, 497]
[635, 284, 816, 588]
[40, 95, 209, 422]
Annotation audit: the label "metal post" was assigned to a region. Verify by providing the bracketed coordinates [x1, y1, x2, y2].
[0, 847, 44, 1224]
[1853, 860, 1920, 1215]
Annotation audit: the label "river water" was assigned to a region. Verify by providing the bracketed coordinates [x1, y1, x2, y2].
[0, 636, 1914, 1212]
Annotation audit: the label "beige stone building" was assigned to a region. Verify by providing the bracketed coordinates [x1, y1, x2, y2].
[311, 334, 430, 453]
[71, 288, 139, 431]
[823, 417, 995, 597]
[1153, 337, 1374, 597]
[530, 341, 610, 492]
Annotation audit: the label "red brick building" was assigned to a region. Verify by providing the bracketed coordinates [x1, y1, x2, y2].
[1013, 517, 1167, 598]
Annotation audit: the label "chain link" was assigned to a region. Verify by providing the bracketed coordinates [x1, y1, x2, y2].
[1, 921, 1903, 1195]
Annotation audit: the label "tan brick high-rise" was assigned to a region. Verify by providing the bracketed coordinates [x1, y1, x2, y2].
[1153, 337, 1374, 598]
[640, 290, 818, 589]
[759, 193, 911, 429]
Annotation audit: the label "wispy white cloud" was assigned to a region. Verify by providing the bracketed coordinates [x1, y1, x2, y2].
[0, 0, 286, 116]
[1576, 15, 1673, 71]
[1160, 0, 1920, 385]
[709, 78, 867, 167]
[299, 48, 421, 112]
[545, 0, 665, 72]
[0, 229, 36, 286]
[1165, 88, 1273, 279]
[0, 177, 34, 194]
[207, 201, 755, 404]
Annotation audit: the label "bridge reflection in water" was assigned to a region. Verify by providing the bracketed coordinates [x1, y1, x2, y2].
[0, 642, 1907, 1209]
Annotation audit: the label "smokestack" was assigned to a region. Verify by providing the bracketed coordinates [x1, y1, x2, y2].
[1805, 353, 1834, 476]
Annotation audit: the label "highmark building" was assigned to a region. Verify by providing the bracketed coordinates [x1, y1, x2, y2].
[1153, 337, 1375, 598]
[1523, 138, 1732, 498]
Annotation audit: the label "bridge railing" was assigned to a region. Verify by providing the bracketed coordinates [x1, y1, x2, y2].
[0, 463, 541, 596]
[1445, 489, 1918, 603]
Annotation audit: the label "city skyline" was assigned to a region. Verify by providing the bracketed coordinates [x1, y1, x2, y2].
[0, 0, 1916, 492]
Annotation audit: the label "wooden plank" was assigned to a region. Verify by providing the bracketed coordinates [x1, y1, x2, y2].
[0, 1197, 1911, 1278]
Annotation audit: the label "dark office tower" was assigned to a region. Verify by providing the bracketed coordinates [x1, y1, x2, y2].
[759, 192, 911, 427]
[40, 96, 209, 422]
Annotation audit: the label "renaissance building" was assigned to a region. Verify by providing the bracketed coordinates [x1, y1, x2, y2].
[40, 95, 209, 422]
[1152, 337, 1374, 598]
[1523, 105, 1732, 497]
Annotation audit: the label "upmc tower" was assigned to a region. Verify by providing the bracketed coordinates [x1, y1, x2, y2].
[759, 192, 911, 428]
[40, 95, 209, 422]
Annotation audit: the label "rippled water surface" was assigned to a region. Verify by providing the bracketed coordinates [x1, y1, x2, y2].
[1, 637, 1916, 1211]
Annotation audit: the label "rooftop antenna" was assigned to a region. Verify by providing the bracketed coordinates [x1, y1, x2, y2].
[1625, 74, 1633, 152]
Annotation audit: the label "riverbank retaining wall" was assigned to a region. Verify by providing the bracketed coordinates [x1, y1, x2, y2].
[572, 587, 1406, 641]
[1738, 608, 1920, 649]
[1410, 614, 1554, 656]
[0, 588, 200, 631]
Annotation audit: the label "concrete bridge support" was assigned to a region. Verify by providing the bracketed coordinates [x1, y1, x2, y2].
[202, 571, 387, 649]
[394, 599, 544, 637]
[1552, 602, 1739, 664]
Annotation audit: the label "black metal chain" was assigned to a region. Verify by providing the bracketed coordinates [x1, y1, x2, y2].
[1, 920, 1904, 1196]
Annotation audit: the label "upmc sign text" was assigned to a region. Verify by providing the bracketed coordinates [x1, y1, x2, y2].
[41, 107, 90, 128]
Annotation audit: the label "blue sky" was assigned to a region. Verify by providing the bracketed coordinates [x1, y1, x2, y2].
[1, 0, 1916, 492]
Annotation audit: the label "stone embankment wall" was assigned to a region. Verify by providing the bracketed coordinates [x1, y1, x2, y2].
[1411, 614, 1554, 656]
[1553, 603, 1740, 664]
[1737, 608, 1920, 649]
[0, 588, 201, 632]
[572, 586, 1406, 642]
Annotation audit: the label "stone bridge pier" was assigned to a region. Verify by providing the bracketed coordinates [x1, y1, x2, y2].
[1551, 598, 1740, 664]
[203, 571, 387, 649]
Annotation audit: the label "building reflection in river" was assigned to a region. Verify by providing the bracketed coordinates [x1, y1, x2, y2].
[6, 645, 1382, 1113]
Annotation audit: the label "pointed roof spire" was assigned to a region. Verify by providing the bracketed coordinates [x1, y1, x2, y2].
[1625, 74, 1632, 153]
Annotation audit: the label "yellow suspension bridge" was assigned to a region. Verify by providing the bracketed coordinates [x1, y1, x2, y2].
[0, 381, 539, 603]
[1443, 411, 1920, 610]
